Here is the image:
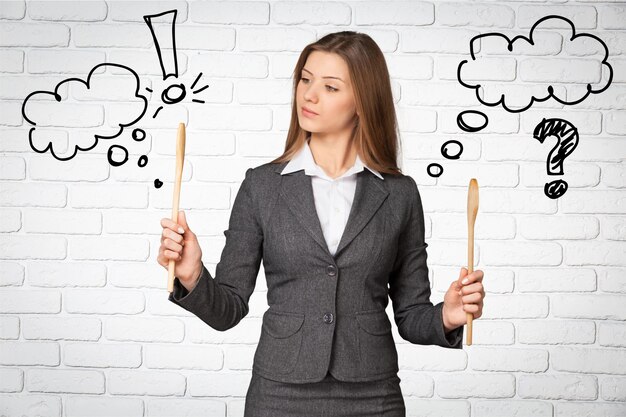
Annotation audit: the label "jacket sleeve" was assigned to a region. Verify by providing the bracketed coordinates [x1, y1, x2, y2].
[388, 175, 463, 349]
[168, 167, 263, 331]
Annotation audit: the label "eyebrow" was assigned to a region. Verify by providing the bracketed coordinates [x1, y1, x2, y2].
[302, 68, 344, 83]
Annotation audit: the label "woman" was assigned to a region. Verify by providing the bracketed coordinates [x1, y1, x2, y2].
[158, 31, 485, 417]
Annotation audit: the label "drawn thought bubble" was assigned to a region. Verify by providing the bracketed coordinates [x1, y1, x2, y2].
[457, 15, 613, 113]
[21, 63, 148, 161]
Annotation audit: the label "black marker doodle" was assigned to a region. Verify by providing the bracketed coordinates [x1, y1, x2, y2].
[427, 15, 613, 200]
[143, 9, 208, 188]
[457, 15, 613, 114]
[427, 140, 464, 178]
[457, 110, 488, 133]
[22, 63, 147, 162]
[132, 128, 146, 141]
[138, 155, 149, 167]
[108, 144, 130, 167]
[22, 8, 209, 189]
[533, 118, 579, 199]
[144, 9, 208, 119]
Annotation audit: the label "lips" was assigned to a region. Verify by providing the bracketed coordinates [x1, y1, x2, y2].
[302, 106, 318, 115]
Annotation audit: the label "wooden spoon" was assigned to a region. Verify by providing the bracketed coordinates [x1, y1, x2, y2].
[167, 123, 186, 293]
[466, 178, 479, 346]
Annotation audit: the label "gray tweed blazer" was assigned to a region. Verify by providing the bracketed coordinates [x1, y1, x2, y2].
[168, 161, 463, 384]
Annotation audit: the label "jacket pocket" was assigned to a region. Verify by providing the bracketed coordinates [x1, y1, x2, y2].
[254, 309, 305, 375]
[355, 309, 398, 375]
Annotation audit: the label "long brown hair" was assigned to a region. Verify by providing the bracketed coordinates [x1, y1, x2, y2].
[270, 31, 403, 176]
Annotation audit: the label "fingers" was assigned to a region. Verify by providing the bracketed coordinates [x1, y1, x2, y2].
[162, 228, 184, 245]
[161, 217, 185, 234]
[459, 281, 484, 296]
[177, 211, 189, 231]
[460, 291, 483, 304]
[157, 250, 179, 267]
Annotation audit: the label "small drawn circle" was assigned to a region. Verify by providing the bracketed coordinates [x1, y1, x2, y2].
[138, 155, 148, 168]
[544, 179, 568, 199]
[441, 140, 464, 160]
[162, 83, 187, 105]
[132, 128, 146, 142]
[107, 145, 129, 167]
[427, 163, 443, 178]
[154, 179, 163, 189]
[457, 110, 488, 133]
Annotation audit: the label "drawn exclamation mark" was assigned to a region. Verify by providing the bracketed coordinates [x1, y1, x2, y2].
[144, 9, 179, 80]
[144, 9, 187, 118]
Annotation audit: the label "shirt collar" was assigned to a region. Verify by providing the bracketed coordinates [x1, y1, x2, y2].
[280, 138, 384, 180]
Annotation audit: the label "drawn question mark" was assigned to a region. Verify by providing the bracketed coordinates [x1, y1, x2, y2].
[532, 118, 579, 199]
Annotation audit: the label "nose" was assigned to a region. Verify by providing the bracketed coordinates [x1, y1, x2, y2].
[302, 83, 319, 103]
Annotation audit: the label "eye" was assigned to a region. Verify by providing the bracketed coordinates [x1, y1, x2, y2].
[300, 77, 338, 92]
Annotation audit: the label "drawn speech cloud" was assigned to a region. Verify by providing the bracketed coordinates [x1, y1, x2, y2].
[457, 15, 613, 113]
[22, 63, 148, 161]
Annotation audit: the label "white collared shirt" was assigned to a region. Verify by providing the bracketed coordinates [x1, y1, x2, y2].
[281, 138, 384, 256]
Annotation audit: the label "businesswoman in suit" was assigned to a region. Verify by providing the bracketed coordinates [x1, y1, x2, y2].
[158, 31, 485, 416]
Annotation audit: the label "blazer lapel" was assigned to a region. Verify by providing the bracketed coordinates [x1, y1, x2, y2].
[276, 163, 389, 258]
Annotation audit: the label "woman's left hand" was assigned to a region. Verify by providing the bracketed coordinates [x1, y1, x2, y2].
[442, 267, 485, 331]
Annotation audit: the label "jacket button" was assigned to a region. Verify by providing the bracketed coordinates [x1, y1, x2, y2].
[326, 265, 337, 276]
[323, 313, 334, 324]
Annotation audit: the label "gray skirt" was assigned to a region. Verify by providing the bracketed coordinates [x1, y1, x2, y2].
[244, 371, 405, 417]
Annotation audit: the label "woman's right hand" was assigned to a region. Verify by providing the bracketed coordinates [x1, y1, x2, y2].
[158, 211, 203, 289]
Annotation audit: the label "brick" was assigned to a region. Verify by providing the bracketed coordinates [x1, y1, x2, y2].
[191, 1, 268, 24]
[437, 373, 515, 398]
[70, 237, 149, 261]
[191, 52, 268, 78]
[108, 370, 184, 396]
[0, 208, 21, 232]
[0, 23, 69, 47]
[105, 316, 184, 342]
[71, 184, 147, 208]
[518, 320, 596, 345]
[0, 341, 59, 365]
[108, 1, 188, 22]
[517, 5, 597, 30]
[26, 368, 104, 394]
[26, 261, 105, 287]
[0, 315, 20, 339]
[27, 49, 106, 74]
[73, 24, 153, 48]
[64, 342, 141, 368]
[239, 27, 315, 52]
[517, 268, 596, 292]
[0, 395, 62, 416]
[519, 374, 597, 400]
[519, 216, 599, 240]
[273, 2, 350, 25]
[0, 261, 24, 286]
[0, 49, 23, 73]
[0, 1, 25, 19]
[437, 3, 514, 27]
[355, 1, 433, 25]
[553, 294, 626, 320]
[0, 235, 67, 260]
[144, 344, 221, 370]
[22, 316, 101, 341]
[64, 289, 144, 314]
[0, 182, 67, 207]
[0, 289, 60, 313]
[0, 368, 22, 392]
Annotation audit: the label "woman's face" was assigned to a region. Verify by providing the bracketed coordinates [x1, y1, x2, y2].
[296, 51, 358, 136]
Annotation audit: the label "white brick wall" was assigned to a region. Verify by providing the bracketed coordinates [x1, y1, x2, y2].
[1, 1, 625, 416]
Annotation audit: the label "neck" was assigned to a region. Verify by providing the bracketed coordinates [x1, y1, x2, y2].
[308, 129, 357, 179]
